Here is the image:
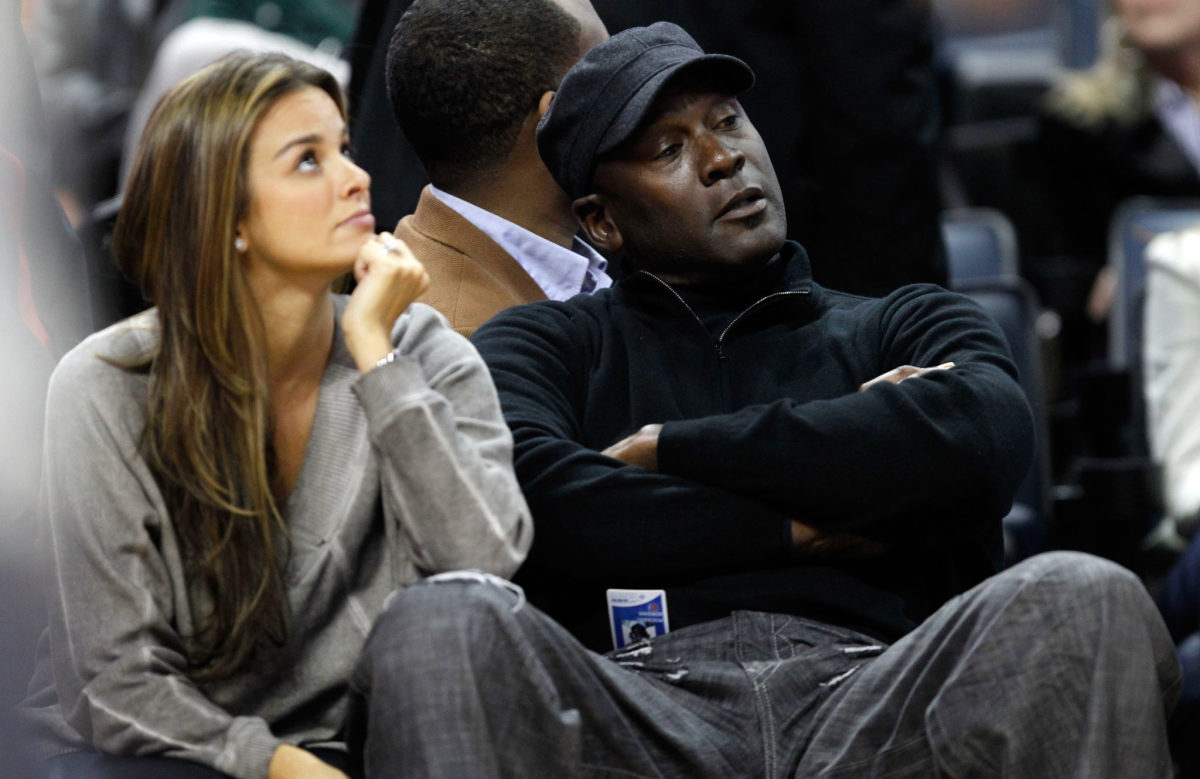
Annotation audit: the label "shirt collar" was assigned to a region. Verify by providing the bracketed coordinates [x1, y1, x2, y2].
[429, 185, 611, 300]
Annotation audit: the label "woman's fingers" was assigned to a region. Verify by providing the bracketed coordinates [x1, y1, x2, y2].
[342, 233, 432, 371]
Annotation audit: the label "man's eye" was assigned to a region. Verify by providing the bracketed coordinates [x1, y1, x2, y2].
[655, 143, 681, 160]
[716, 114, 739, 130]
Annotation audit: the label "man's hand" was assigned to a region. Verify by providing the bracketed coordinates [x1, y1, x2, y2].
[791, 520, 886, 559]
[268, 745, 349, 779]
[859, 362, 954, 392]
[602, 424, 663, 471]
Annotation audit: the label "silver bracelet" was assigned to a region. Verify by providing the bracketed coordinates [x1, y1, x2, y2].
[375, 349, 400, 370]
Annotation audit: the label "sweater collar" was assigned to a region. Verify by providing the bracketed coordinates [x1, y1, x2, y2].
[616, 240, 818, 312]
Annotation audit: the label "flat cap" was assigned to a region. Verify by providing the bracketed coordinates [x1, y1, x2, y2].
[536, 21, 754, 200]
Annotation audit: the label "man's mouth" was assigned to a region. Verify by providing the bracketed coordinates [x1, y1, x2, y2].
[716, 187, 766, 221]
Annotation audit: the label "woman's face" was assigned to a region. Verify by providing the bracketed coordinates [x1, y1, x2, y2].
[1115, 0, 1200, 54]
[236, 86, 374, 287]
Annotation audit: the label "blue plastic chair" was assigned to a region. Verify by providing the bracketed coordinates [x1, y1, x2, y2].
[942, 207, 1020, 286]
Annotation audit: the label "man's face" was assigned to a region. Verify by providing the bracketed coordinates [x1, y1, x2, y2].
[587, 83, 787, 283]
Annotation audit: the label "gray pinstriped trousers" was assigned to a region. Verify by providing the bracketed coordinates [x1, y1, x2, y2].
[349, 552, 1180, 778]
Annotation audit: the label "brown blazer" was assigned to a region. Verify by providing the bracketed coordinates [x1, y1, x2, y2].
[396, 186, 547, 337]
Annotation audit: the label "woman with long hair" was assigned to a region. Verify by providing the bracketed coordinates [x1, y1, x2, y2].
[19, 51, 531, 779]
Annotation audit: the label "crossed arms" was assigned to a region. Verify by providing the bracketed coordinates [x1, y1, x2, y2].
[471, 284, 1034, 585]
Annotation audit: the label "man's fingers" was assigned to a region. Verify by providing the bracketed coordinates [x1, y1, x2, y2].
[859, 365, 915, 391]
[791, 520, 819, 546]
[859, 362, 954, 392]
[905, 362, 955, 382]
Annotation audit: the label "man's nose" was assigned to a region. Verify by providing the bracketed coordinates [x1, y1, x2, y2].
[700, 136, 745, 185]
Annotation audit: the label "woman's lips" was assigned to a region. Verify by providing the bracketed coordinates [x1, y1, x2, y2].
[339, 210, 376, 230]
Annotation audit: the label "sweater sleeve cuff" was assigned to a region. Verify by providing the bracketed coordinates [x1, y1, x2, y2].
[218, 717, 281, 779]
[351, 354, 432, 428]
[656, 419, 708, 480]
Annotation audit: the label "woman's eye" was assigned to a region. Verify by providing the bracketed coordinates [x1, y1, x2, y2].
[341, 143, 354, 160]
[297, 150, 318, 171]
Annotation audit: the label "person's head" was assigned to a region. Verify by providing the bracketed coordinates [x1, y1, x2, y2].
[537, 23, 786, 284]
[1113, 0, 1200, 56]
[117, 51, 356, 312]
[114, 51, 352, 681]
[385, 0, 606, 191]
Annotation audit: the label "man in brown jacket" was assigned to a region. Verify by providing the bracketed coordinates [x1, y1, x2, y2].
[384, 0, 609, 335]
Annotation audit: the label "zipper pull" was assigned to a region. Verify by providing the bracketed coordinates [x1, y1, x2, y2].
[716, 341, 727, 361]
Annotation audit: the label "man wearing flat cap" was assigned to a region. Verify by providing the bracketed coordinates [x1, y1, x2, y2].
[349, 23, 1180, 776]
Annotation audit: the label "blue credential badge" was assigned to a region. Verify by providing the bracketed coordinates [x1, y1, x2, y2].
[606, 589, 669, 650]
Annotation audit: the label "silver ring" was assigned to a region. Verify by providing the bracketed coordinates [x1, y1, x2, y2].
[380, 237, 402, 254]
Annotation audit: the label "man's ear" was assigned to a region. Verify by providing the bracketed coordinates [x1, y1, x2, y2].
[537, 90, 555, 120]
[573, 194, 623, 252]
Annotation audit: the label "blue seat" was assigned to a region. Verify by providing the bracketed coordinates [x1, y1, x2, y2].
[942, 207, 1020, 286]
[957, 277, 1052, 564]
[1107, 197, 1200, 372]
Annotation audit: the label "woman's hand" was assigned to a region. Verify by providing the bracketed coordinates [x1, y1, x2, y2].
[342, 231, 431, 372]
[268, 744, 349, 779]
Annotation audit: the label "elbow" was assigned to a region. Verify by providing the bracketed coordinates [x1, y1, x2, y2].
[973, 402, 1036, 516]
[939, 391, 1035, 515]
[458, 504, 533, 581]
[491, 506, 534, 579]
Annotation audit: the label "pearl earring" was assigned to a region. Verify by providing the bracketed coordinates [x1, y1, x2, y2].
[234, 237, 247, 252]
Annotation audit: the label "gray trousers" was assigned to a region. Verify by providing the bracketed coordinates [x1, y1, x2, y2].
[349, 552, 1181, 778]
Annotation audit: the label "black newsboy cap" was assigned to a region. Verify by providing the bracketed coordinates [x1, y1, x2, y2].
[536, 21, 755, 200]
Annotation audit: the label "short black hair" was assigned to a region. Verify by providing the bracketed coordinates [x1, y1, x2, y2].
[386, 0, 581, 189]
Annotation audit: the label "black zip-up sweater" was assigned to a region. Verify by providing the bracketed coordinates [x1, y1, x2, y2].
[472, 241, 1033, 651]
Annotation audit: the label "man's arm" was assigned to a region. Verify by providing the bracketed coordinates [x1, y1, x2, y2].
[654, 286, 1033, 544]
[602, 362, 955, 467]
[603, 361, 955, 555]
[473, 304, 800, 585]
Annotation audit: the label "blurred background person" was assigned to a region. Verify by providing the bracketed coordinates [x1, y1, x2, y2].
[29, 0, 185, 222]
[1035, 0, 1200, 362]
[1144, 226, 1200, 540]
[1143, 224, 1200, 774]
[31, 0, 362, 222]
[1, 4, 91, 773]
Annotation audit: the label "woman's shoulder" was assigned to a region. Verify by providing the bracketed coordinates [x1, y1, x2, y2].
[49, 309, 158, 409]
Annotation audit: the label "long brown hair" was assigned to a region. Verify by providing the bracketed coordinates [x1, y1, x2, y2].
[113, 52, 345, 681]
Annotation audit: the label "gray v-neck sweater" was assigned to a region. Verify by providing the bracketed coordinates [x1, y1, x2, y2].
[21, 298, 531, 778]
